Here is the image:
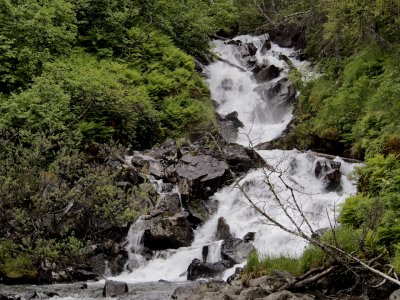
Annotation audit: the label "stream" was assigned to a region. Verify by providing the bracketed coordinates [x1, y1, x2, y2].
[3, 35, 359, 299]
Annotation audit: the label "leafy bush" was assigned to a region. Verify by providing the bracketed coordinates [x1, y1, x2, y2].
[0, 0, 77, 92]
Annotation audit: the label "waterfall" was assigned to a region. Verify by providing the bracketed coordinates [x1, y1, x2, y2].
[112, 35, 359, 283]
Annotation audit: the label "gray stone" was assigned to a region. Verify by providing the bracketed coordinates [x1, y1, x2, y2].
[176, 153, 229, 197]
[141, 212, 194, 250]
[314, 159, 342, 192]
[248, 275, 286, 291]
[171, 282, 201, 300]
[102, 280, 128, 297]
[242, 232, 255, 243]
[239, 287, 269, 300]
[262, 290, 315, 300]
[221, 238, 256, 264]
[215, 217, 231, 240]
[255, 65, 281, 82]
[390, 289, 400, 300]
[187, 259, 234, 281]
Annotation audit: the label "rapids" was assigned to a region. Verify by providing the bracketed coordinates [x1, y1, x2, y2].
[113, 35, 359, 283]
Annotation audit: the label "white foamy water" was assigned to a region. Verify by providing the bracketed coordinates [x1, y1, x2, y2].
[206, 35, 310, 146]
[112, 35, 358, 284]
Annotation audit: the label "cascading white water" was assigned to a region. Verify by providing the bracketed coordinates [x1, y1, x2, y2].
[113, 35, 359, 283]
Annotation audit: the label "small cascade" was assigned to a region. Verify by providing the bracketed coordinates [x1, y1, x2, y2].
[113, 35, 359, 283]
[124, 218, 146, 271]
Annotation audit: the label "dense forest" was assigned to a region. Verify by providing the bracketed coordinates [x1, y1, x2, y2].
[1, 0, 400, 290]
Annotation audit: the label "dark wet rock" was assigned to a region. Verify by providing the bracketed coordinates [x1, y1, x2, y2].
[227, 267, 243, 284]
[279, 54, 295, 69]
[202, 245, 209, 262]
[221, 238, 256, 264]
[314, 159, 342, 192]
[215, 217, 231, 241]
[186, 200, 209, 226]
[131, 154, 165, 179]
[187, 259, 234, 281]
[241, 43, 257, 57]
[217, 111, 244, 143]
[176, 153, 229, 197]
[73, 268, 99, 281]
[218, 121, 238, 143]
[252, 63, 268, 75]
[102, 280, 128, 297]
[260, 40, 272, 54]
[141, 212, 194, 250]
[247, 56, 258, 67]
[256, 78, 296, 108]
[142, 139, 178, 162]
[80, 283, 88, 289]
[224, 111, 244, 129]
[222, 143, 266, 172]
[242, 232, 255, 243]
[226, 39, 242, 46]
[87, 253, 106, 276]
[156, 193, 181, 213]
[255, 65, 281, 82]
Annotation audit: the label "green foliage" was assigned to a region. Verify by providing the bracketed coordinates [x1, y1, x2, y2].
[0, 0, 77, 92]
[298, 245, 326, 272]
[243, 251, 302, 281]
[0, 0, 235, 282]
[295, 48, 400, 157]
[340, 155, 400, 250]
[73, 0, 238, 57]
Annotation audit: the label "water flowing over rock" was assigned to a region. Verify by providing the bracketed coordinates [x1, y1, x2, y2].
[314, 159, 342, 192]
[110, 35, 359, 285]
[254, 65, 281, 82]
[215, 217, 231, 241]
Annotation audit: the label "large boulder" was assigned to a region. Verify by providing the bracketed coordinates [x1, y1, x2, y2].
[314, 159, 342, 192]
[176, 153, 230, 197]
[222, 111, 244, 129]
[215, 217, 231, 241]
[221, 238, 256, 264]
[222, 143, 266, 172]
[255, 65, 281, 82]
[239, 287, 270, 300]
[238, 43, 257, 58]
[217, 111, 244, 143]
[187, 259, 233, 281]
[141, 212, 194, 250]
[131, 154, 165, 179]
[102, 280, 128, 297]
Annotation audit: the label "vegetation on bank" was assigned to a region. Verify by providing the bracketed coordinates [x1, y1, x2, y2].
[239, 0, 400, 282]
[0, 0, 238, 282]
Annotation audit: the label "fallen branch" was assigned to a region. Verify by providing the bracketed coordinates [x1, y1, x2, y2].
[215, 55, 247, 72]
